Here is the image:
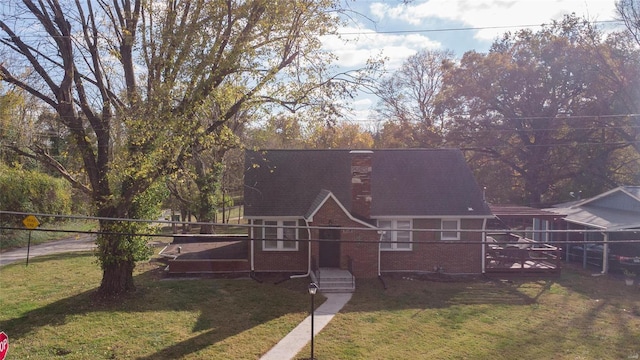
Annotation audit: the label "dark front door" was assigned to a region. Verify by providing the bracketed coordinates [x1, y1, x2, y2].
[319, 228, 341, 268]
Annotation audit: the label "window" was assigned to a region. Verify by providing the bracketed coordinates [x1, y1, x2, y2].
[263, 220, 298, 251]
[441, 219, 460, 240]
[378, 220, 412, 250]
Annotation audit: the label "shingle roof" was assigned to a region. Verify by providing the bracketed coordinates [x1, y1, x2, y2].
[546, 186, 640, 230]
[243, 149, 492, 218]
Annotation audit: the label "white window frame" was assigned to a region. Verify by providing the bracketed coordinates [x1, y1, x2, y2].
[263, 220, 298, 251]
[378, 219, 412, 251]
[441, 219, 460, 240]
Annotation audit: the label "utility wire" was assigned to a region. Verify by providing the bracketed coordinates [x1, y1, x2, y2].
[332, 20, 624, 36]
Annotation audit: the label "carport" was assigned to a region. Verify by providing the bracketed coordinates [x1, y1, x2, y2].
[546, 186, 640, 274]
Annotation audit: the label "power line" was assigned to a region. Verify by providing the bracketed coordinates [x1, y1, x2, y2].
[335, 20, 624, 36]
[2, 15, 624, 39]
[345, 113, 640, 124]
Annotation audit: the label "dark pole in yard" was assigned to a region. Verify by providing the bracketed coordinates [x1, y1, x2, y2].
[308, 282, 318, 360]
[26, 230, 32, 266]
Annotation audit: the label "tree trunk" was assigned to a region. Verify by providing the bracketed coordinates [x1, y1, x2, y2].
[96, 220, 137, 296]
[194, 157, 222, 234]
[198, 203, 215, 234]
[98, 257, 136, 296]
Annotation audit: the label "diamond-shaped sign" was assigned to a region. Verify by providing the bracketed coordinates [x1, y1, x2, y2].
[22, 215, 40, 229]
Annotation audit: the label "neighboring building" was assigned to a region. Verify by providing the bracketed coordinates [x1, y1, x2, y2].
[243, 149, 493, 279]
[547, 186, 640, 273]
[488, 204, 560, 242]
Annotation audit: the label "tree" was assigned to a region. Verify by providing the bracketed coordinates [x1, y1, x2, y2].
[373, 120, 423, 148]
[0, 0, 349, 296]
[441, 16, 639, 205]
[245, 115, 307, 149]
[0, 86, 24, 164]
[373, 49, 454, 147]
[305, 121, 374, 149]
[617, 0, 640, 47]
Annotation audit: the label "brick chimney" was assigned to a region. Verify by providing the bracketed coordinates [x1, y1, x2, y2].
[350, 150, 373, 219]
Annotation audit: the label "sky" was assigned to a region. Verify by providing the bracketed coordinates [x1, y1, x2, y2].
[323, 0, 623, 126]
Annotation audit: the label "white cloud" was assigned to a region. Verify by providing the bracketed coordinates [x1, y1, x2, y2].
[370, 0, 617, 41]
[322, 25, 441, 70]
[332, 0, 618, 124]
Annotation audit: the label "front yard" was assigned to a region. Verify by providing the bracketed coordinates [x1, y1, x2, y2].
[310, 269, 640, 359]
[0, 253, 639, 359]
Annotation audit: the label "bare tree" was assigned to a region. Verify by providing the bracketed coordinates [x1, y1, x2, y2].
[373, 49, 454, 147]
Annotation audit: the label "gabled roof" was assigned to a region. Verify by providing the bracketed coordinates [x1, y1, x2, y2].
[243, 149, 492, 219]
[304, 189, 376, 228]
[546, 186, 640, 230]
[573, 186, 640, 208]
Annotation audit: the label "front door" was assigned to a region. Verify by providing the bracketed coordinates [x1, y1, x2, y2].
[319, 228, 341, 268]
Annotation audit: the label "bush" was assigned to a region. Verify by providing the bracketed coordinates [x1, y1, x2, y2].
[0, 164, 73, 222]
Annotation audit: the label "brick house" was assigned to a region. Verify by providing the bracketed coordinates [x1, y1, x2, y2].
[243, 149, 494, 281]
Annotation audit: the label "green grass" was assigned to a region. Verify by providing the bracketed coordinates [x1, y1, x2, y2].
[2, 254, 640, 360]
[161, 206, 246, 235]
[0, 253, 314, 359]
[0, 220, 98, 251]
[302, 269, 640, 359]
[216, 205, 243, 223]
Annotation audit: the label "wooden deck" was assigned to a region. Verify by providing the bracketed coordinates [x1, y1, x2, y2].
[485, 235, 561, 276]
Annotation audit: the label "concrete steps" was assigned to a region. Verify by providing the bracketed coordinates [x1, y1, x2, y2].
[313, 268, 355, 293]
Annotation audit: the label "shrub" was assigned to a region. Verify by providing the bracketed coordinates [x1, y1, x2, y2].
[0, 164, 73, 222]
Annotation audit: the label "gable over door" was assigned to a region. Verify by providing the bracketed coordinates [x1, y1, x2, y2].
[319, 228, 340, 268]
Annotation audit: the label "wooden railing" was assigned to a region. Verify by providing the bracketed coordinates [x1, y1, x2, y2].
[485, 234, 561, 274]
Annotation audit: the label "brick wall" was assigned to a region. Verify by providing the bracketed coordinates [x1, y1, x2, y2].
[380, 218, 485, 275]
[252, 219, 308, 272]
[310, 196, 379, 277]
[250, 199, 486, 276]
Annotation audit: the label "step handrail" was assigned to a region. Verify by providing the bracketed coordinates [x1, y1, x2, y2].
[347, 255, 355, 289]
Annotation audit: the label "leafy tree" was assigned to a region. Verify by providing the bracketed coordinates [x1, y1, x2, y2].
[441, 16, 639, 205]
[0, 0, 352, 296]
[0, 87, 24, 164]
[245, 113, 374, 150]
[305, 121, 374, 149]
[246, 115, 307, 149]
[373, 120, 424, 148]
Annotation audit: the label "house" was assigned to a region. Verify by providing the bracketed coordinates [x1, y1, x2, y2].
[546, 186, 640, 273]
[243, 149, 494, 281]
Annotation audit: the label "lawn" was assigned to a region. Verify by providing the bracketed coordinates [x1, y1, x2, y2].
[1, 253, 639, 360]
[0, 253, 313, 359]
[305, 269, 640, 359]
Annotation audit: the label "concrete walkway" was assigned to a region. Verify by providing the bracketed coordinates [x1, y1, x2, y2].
[260, 292, 352, 360]
[0, 234, 96, 267]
